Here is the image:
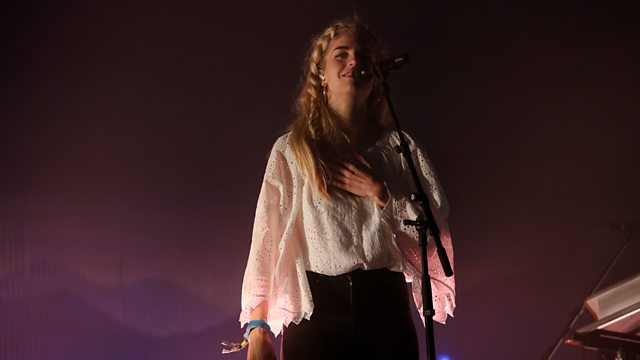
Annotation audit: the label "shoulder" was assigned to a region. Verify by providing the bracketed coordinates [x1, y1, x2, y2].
[263, 132, 292, 162]
[379, 129, 421, 150]
[273, 132, 291, 148]
[271, 132, 292, 154]
[265, 132, 297, 173]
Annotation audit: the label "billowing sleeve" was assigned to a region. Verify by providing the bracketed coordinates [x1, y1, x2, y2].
[239, 135, 312, 336]
[380, 132, 456, 324]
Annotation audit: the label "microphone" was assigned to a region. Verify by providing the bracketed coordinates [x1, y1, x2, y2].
[607, 222, 640, 231]
[353, 53, 410, 82]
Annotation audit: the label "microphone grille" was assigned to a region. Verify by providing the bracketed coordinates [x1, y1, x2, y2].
[352, 66, 371, 83]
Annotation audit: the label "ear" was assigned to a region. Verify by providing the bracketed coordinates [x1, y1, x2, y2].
[319, 70, 327, 86]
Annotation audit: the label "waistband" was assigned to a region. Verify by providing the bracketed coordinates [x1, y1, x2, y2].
[306, 268, 404, 284]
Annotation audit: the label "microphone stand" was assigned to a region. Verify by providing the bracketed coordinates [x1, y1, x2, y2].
[372, 63, 454, 360]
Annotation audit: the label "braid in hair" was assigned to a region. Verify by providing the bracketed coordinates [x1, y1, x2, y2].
[306, 28, 334, 140]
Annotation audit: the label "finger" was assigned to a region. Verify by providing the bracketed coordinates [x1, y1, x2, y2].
[329, 173, 348, 187]
[343, 161, 363, 176]
[328, 166, 349, 182]
[328, 168, 359, 190]
[329, 170, 361, 193]
[330, 163, 370, 191]
[354, 153, 372, 168]
[329, 174, 355, 193]
[337, 164, 367, 184]
[340, 170, 370, 188]
[345, 161, 376, 184]
[333, 181, 364, 197]
[327, 161, 353, 176]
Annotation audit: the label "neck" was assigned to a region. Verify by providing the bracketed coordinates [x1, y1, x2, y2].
[328, 96, 384, 151]
[328, 96, 368, 133]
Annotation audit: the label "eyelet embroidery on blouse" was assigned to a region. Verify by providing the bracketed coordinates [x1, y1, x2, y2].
[240, 131, 455, 335]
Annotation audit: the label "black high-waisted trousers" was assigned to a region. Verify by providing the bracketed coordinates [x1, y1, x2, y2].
[282, 268, 419, 360]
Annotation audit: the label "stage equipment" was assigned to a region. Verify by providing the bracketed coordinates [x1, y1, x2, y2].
[565, 273, 640, 359]
[544, 225, 638, 359]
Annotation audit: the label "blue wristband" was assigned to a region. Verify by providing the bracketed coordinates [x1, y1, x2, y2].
[243, 320, 271, 341]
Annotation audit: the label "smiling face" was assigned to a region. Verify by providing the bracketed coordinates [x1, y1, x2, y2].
[320, 33, 374, 106]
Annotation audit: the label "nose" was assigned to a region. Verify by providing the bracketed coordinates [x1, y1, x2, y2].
[348, 54, 357, 68]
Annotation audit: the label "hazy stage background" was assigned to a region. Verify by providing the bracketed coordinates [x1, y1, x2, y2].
[1, 0, 639, 359]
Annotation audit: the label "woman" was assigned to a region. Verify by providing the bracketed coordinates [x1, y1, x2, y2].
[237, 18, 455, 360]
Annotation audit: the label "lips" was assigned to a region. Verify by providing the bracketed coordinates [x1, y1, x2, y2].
[342, 72, 353, 78]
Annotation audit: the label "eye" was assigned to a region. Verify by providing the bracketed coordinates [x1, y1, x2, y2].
[356, 49, 373, 64]
[335, 52, 348, 60]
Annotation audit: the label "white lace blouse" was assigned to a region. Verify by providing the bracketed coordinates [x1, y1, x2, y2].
[240, 130, 455, 336]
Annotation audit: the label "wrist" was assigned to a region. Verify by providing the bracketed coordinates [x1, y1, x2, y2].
[248, 327, 269, 339]
[373, 183, 390, 208]
[244, 319, 271, 341]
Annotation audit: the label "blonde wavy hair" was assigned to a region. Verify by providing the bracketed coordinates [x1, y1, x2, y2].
[289, 18, 386, 200]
